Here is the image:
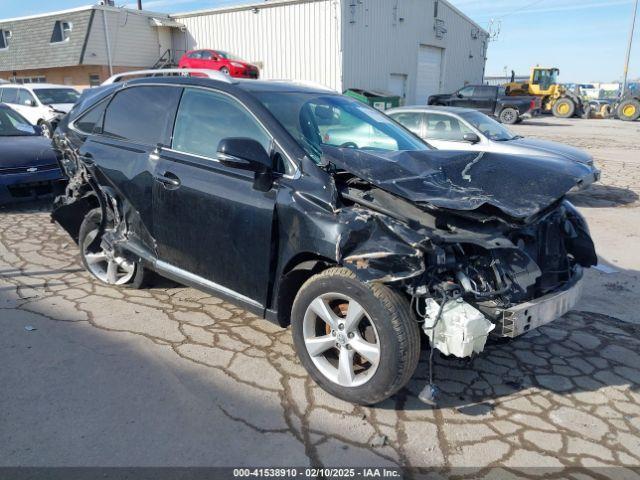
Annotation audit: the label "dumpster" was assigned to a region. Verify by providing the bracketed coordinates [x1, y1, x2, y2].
[344, 89, 401, 111]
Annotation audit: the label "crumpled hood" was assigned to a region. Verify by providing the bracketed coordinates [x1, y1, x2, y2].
[0, 136, 58, 168]
[323, 147, 598, 219]
[509, 137, 593, 164]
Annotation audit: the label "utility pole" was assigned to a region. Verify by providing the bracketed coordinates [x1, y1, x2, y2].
[137, 0, 143, 10]
[622, 0, 638, 95]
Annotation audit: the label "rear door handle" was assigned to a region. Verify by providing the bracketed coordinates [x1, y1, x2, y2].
[155, 171, 181, 189]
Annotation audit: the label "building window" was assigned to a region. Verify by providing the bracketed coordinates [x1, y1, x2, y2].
[50, 20, 73, 43]
[11, 76, 47, 84]
[89, 74, 101, 87]
[0, 29, 11, 50]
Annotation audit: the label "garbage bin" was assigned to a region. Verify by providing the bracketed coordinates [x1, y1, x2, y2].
[343, 89, 401, 111]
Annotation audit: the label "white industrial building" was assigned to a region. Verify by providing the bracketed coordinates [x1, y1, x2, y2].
[171, 0, 488, 104]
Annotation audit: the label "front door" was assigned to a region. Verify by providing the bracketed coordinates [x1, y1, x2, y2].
[152, 87, 277, 307]
[449, 86, 475, 108]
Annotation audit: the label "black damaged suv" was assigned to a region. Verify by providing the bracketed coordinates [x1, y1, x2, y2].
[52, 73, 598, 404]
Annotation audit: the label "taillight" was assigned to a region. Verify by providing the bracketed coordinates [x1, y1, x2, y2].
[530, 99, 536, 110]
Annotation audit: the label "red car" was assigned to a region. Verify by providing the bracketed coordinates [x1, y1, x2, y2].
[178, 49, 260, 79]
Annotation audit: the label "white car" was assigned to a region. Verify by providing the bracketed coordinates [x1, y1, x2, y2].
[387, 105, 596, 166]
[0, 83, 80, 137]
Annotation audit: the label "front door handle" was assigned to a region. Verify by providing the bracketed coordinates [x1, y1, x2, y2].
[79, 152, 95, 166]
[155, 171, 181, 190]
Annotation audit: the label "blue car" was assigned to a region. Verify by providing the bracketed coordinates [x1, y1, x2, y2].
[0, 104, 65, 205]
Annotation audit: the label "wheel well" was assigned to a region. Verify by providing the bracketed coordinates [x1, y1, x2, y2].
[275, 253, 336, 327]
[51, 193, 100, 244]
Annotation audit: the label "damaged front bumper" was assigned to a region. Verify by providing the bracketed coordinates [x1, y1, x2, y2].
[497, 266, 584, 338]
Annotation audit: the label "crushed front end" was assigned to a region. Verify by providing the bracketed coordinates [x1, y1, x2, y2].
[329, 148, 598, 359]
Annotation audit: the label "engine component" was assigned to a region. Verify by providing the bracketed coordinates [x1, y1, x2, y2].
[422, 297, 495, 358]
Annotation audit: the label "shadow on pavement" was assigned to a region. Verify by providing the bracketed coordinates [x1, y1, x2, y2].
[568, 184, 639, 208]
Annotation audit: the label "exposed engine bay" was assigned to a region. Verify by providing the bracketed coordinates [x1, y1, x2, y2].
[329, 147, 597, 358]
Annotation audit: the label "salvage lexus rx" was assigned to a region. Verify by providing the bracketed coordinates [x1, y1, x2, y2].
[52, 74, 598, 405]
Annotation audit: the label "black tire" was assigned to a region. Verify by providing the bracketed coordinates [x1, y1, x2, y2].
[38, 120, 53, 138]
[78, 208, 146, 289]
[552, 98, 575, 118]
[499, 108, 519, 124]
[291, 267, 421, 405]
[617, 99, 640, 122]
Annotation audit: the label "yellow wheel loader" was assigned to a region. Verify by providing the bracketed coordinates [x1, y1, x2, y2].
[504, 67, 587, 118]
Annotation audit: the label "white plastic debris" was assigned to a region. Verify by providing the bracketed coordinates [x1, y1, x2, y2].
[422, 298, 495, 358]
[24, 325, 37, 331]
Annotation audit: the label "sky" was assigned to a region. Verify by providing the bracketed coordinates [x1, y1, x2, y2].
[1, 0, 638, 83]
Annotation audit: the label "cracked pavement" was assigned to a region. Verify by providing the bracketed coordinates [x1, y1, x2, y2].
[1, 117, 640, 472]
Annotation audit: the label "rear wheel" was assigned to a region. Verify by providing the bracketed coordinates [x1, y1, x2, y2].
[291, 267, 421, 405]
[552, 98, 575, 118]
[79, 208, 146, 289]
[499, 108, 519, 124]
[617, 99, 640, 122]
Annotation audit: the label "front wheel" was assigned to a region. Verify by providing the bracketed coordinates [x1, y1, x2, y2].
[499, 108, 519, 124]
[291, 267, 421, 405]
[78, 208, 146, 289]
[552, 98, 576, 118]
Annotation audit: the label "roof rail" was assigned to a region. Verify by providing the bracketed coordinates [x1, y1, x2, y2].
[102, 68, 235, 86]
[268, 79, 336, 92]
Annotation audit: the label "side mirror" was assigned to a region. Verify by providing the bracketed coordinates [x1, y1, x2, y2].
[456, 93, 464, 98]
[463, 133, 480, 144]
[33, 125, 44, 136]
[217, 137, 274, 192]
[24, 99, 36, 106]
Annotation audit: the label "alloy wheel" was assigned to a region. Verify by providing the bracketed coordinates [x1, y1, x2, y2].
[82, 229, 135, 285]
[302, 293, 380, 388]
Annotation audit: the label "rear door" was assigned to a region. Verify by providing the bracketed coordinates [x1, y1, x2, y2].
[79, 85, 182, 251]
[152, 87, 277, 307]
[472, 86, 497, 113]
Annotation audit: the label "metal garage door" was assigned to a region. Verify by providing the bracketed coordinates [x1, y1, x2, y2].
[415, 45, 443, 104]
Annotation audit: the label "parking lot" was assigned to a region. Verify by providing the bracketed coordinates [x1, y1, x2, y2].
[1, 117, 639, 471]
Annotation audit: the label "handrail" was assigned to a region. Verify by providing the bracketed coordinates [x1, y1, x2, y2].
[102, 68, 235, 85]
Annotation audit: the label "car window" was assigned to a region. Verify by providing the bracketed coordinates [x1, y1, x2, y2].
[201, 51, 214, 60]
[0, 108, 37, 136]
[474, 86, 495, 98]
[1, 88, 19, 104]
[74, 99, 109, 134]
[460, 110, 515, 141]
[424, 113, 472, 141]
[389, 112, 423, 136]
[188, 51, 201, 59]
[17, 89, 36, 105]
[172, 88, 272, 164]
[33, 88, 79, 105]
[103, 86, 182, 146]
[457, 87, 474, 98]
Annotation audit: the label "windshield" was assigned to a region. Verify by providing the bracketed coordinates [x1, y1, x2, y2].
[255, 92, 430, 162]
[33, 88, 79, 105]
[0, 108, 37, 136]
[460, 110, 516, 141]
